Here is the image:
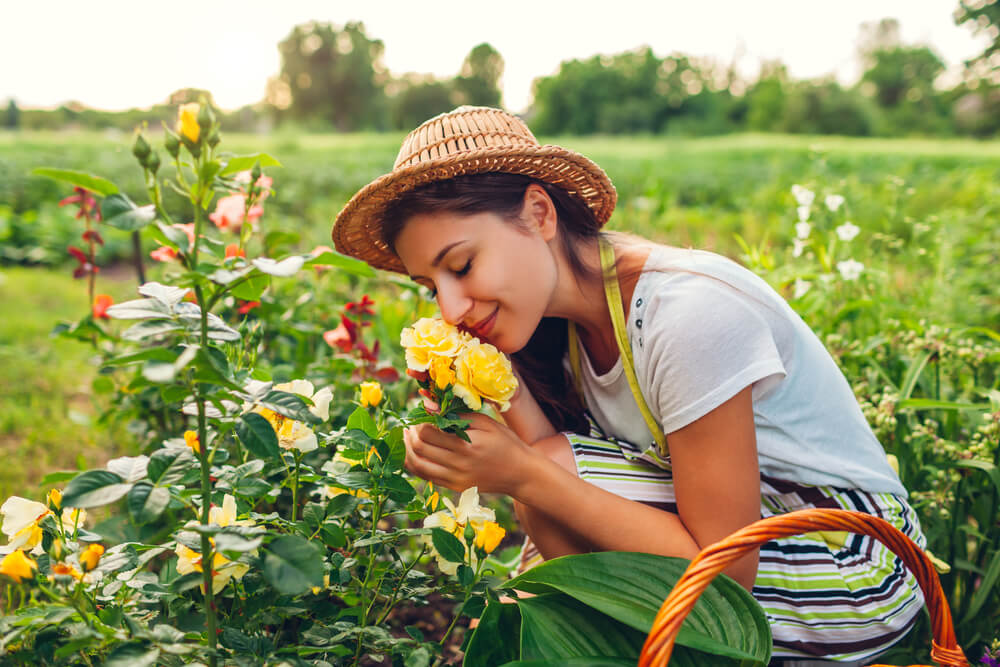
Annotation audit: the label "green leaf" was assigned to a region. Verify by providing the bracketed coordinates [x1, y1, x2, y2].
[103, 642, 160, 667]
[518, 593, 648, 661]
[105, 298, 172, 320]
[260, 390, 322, 425]
[262, 535, 324, 595]
[304, 250, 376, 277]
[101, 193, 157, 231]
[347, 406, 378, 438]
[31, 167, 119, 196]
[503, 552, 769, 664]
[236, 413, 281, 459]
[147, 448, 197, 485]
[62, 470, 133, 509]
[219, 153, 282, 176]
[898, 351, 932, 401]
[961, 546, 1000, 624]
[499, 658, 635, 666]
[897, 398, 987, 412]
[127, 483, 170, 524]
[383, 474, 416, 503]
[215, 531, 264, 558]
[432, 527, 466, 564]
[464, 597, 521, 667]
[950, 459, 1000, 499]
[230, 273, 270, 301]
[384, 426, 406, 472]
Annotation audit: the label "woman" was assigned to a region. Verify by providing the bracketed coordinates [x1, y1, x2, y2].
[332, 106, 925, 665]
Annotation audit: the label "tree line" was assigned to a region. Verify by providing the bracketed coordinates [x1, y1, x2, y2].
[6, 6, 999, 137]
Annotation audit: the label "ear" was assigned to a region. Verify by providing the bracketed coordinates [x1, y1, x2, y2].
[522, 183, 558, 242]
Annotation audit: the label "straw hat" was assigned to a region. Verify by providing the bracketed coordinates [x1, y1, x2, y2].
[332, 106, 617, 273]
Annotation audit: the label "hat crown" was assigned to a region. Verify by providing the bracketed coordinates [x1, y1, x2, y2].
[393, 106, 540, 170]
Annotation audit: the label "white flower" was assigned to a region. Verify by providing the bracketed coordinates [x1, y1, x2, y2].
[793, 279, 812, 299]
[1, 496, 52, 554]
[796, 205, 810, 222]
[825, 194, 845, 212]
[792, 238, 808, 258]
[791, 184, 815, 207]
[274, 380, 333, 422]
[795, 222, 812, 240]
[837, 259, 864, 281]
[835, 221, 860, 242]
[422, 487, 495, 575]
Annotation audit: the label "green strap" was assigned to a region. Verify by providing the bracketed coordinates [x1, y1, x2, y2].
[567, 239, 669, 459]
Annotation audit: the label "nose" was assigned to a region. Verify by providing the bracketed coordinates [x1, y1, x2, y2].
[435, 280, 473, 326]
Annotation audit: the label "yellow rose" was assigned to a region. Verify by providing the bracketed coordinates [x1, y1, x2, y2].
[428, 355, 457, 390]
[0, 549, 36, 583]
[184, 430, 201, 454]
[79, 543, 104, 572]
[359, 381, 383, 408]
[177, 103, 200, 143]
[50, 561, 83, 581]
[46, 488, 62, 511]
[399, 318, 469, 372]
[453, 342, 518, 412]
[475, 521, 506, 554]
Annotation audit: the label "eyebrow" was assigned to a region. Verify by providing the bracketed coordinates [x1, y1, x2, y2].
[410, 241, 466, 281]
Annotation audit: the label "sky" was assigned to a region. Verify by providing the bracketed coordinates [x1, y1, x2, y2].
[1, 0, 988, 113]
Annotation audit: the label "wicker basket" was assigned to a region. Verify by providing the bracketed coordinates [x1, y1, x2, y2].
[638, 508, 970, 667]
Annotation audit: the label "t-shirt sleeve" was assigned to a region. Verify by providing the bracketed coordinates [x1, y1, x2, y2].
[639, 275, 787, 434]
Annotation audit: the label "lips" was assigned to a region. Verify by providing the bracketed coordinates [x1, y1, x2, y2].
[467, 306, 498, 340]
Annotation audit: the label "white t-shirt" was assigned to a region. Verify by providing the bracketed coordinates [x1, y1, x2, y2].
[573, 245, 906, 496]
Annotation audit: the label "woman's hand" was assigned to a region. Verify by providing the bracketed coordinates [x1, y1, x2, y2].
[402, 413, 535, 495]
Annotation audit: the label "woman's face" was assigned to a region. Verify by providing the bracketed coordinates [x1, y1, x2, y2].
[393, 207, 558, 354]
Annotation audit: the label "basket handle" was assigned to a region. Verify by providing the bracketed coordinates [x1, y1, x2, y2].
[638, 508, 969, 667]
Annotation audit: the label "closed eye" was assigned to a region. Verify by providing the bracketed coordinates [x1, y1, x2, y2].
[455, 260, 472, 277]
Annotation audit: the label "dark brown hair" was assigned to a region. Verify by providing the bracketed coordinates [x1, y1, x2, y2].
[382, 172, 602, 433]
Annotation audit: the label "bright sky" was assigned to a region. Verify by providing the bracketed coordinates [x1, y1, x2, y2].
[2, 0, 987, 113]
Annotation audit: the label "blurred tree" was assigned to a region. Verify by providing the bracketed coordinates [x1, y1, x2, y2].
[166, 88, 217, 107]
[780, 79, 879, 136]
[954, 0, 1000, 74]
[274, 21, 388, 131]
[858, 19, 948, 135]
[454, 43, 504, 107]
[5, 99, 19, 129]
[389, 74, 455, 129]
[744, 62, 788, 131]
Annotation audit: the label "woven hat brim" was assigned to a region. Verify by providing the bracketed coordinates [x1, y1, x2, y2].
[332, 144, 617, 274]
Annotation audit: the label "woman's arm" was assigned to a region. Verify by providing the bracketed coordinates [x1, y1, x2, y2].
[403, 386, 761, 590]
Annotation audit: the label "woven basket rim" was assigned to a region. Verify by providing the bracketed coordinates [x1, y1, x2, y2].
[332, 132, 617, 274]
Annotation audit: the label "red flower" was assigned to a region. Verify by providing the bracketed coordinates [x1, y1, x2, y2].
[150, 246, 178, 262]
[59, 187, 100, 221]
[68, 245, 99, 279]
[345, 295, 375, 316]
[237, 300, 260, 314]
[92, 294, 113, 319]
[82, 229, 104, 245]
[373, 366, 400, 383]
[323, 323, 354, 353]
[225, 244, 245, 259]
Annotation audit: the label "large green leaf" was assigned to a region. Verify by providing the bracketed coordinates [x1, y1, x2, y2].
[259, 390, 322, 425]
[518, 593, 647, 660]
[463, 595, 522, 667]
[61, 470, 133, 509]
[102, 642, 160, 667]
[100, 193, 157, 231]
[31, 167, 119, 196]
[262, 535, 324, 595]
[503, 552, 770, 664]
[147, 448, 197, 485]
[431, 527, 466, 564]
[236, 413, 280, 459]
[500, 659, 634, 667]
[127, 483, 170, 524]
[347, 406, 378, 438]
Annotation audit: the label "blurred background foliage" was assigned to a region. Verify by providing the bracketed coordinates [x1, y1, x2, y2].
[3, 10, 999, 138]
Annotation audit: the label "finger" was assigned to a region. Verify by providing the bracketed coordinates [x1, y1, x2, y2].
[418, 389, 440, 413]
[409, 423, 468, 452]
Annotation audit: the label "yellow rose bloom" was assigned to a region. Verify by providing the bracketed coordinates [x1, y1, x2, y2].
[0, 549, 37, 583]
[475, 521, 506, 554]
[428, 355, 457, 390]
[79, 543, 104, 572]
[177, 103, 200, 143]
[359, 381, 383, 408]
[453, 342, 518, 412]
[400, 317, 469, 371]
[51, 562, 83, 581]
[184, 430, 201, 454]
[46, 488, 62, 510]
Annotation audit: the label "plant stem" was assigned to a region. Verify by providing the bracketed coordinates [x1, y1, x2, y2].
[291, 454, 301, 523]
[354, 492, 383, 665]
